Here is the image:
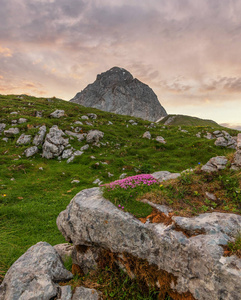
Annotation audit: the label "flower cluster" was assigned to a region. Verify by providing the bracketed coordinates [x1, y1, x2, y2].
[104, 174, 158, 190]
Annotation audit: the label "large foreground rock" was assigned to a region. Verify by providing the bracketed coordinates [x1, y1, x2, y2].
[70, 66, 167, 122]
[0, 242, 73, 300]
[57, 187, 241, 300]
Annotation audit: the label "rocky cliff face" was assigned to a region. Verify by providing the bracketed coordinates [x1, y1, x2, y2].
[70, 67, 167, 122]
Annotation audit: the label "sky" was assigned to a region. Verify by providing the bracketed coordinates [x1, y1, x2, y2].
[0, 0, 241, 129]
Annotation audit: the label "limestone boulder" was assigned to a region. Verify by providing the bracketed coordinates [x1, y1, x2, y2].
[33, 125, 46, 146]
[201, 156, 228, 172]
[42, 125, 69, 159]
[0, 123, 6, 133]
[4, 128, 19, 137]
[72, 287, 102, 300]
[50, 110, 65, 118]
[156, 136, 166, 144]
[142, 131, 151, 139]
[0, 242, 73, 300]
[86, 130, 104, 144]
[24, 146, 39, 157]
[16, 134, 31, 145]
[152, 171, 180, 182]
[56, 187, 241, 300]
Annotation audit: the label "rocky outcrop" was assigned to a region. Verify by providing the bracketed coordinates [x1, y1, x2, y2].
[232, 133, 241, 169]
[57, 187, 241, 300]
[0, 242, 73, 300]
[16, 134, 31, 145]
[24, 146, 39, 157]
[33, 125, 46, 146]
[70, 67, 167, 122]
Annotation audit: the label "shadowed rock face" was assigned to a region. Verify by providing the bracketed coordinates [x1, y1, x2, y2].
[70, 67, 167, 122]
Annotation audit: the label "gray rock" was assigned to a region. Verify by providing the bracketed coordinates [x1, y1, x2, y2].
[86, 121, 93, 126]
[65, 130, 85, 140]
[215, 137, 228, 147]
[59, 285, 72, 300]
[74, 121, 83, 125]
[62, 149, 73, 159]
[81, 115, 89, 120]
[196, 132, 201, 138]
[2, 138, 8, 142]
[72, 286, 102, 300]
[66, 151, 83, 163]
[119, 173, 127, 179]
[11, 120, 18, 124]
[142, 131, 151, 139]
[53, 243, 74, 262]
[70, 67, 167, 122]
[201, 156, 228, 172]
[233, 150, 241, 168]
[35, 111, 43, 118]
[80, 144, 89, 151]
[213, 130, 221, 136]
[204, 132, 213, 140]
[50, 110, 65, 118]
[92, 179, 103, 185]
[33, 125, 46, 146]
[71, 180, 80, 184]
[86, 130, 104, 143]
[107, 121, 113, 125]
[74, 127, 82, 133]
[10, 111, 18, 115]
[0, 242, 73, 300]
[4, 127, 20, 137]
[0, 123, 6, 133]
[87, 113, 97, 119]
[18, 118, 27, 124]
[152, 171, 180, 182]
[57, 188, 241, 300]
[72, 246, 101, 274]
[42, 126, 69, 159]
[24, 146, 38, 157]
[16, 134, 31, 145]
[237, 133, 241, 150]
[108, 172, 114, 177]
[205, 192, 217, 201]
[156, 136, 166, 144]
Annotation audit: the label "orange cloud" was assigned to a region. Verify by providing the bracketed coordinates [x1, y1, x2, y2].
[0, 46, 12, 57]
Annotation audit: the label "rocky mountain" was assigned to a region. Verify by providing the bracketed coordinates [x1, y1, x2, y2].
[70, 66, 167, 122]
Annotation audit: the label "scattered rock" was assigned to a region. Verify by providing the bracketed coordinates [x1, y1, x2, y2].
[87, 113, 97, 119]
[205, 192, 217, 201]
[0, 242, 73, 300]
[53, 243, 74, 262]
[24, 146, 39, 157]
[16, 134, 31, 145]
[2, 138, 8, 142]
[62, 149, 73, 159]
[10, 111, 18, 115]
[35, 111, 43, 118]
[119, 173, 127, 179]
[107, 121, 113, 125]
[59, 285, 72, 300]
[74, 121, 83, 125]
[86, 130, 104, 144]
[231, 133, 241, 169]
[80, 144, 89, 151]
[196, 132, 201, 138]
[11, 120, 18, 124]
[86, 121, 93, 126]
[204, 132, 213, 139]
[0, 123, 6, 133]
[18, 118, 27, 124]
[142, 131, 151, 139]
[152, 171, 180, 182]
[108, 172, 114, 177]
[4, 127, 20, 137]
[215, 137, 228, 147]
[92, 179, 103, 185]
[81, 115, 89, 120]
[156, 136, 166, 144]
[71, 180, 80, 184]
[74, 127, 82, 133]
[50, 110, 65, 118]
[72, 286, 102, 300]
[201, 156, 228, 172]
[42, 126, 69, 159]
[67, 151, 83, 163]
[33, 125, 47, 146]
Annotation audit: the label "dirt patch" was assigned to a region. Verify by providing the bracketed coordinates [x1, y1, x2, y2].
[139, 209, 173, 225]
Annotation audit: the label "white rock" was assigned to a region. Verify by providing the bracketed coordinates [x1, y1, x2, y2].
[4, 128, 20, 137]
[142, 131, 151, 139]
[24, 146, 38, 157]
[16, 134, 31, 145]
[50, 110, 65, 118]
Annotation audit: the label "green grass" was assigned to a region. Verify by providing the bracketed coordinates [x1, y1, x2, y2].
[158, 114, 223, 127]
[0, 94, 239, 293]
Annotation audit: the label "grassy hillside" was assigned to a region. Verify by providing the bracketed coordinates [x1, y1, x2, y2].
[0, 94, 239, 289]
[158, 114, 222, 127]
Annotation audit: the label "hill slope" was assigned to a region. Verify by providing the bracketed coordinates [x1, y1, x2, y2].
[0, 94, 238, 284]
[158, 114, 222, 127]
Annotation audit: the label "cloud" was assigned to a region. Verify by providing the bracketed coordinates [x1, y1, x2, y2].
[0, 46, 12, 57]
